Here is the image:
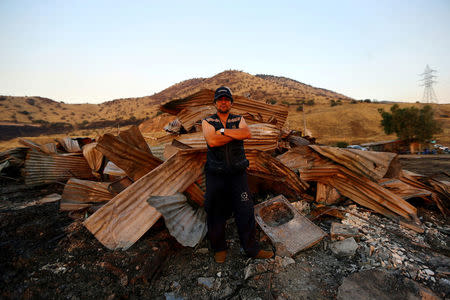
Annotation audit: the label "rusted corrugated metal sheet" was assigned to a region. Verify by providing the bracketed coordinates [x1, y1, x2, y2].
[184, 181, 205, 206]
[56, 137, 81, 153]
[246, 149, 309, 197]
[96, 133, 162, 181]
[300, 165, 418, 222]
[117, 125, 152, 154]
[0, 147, 28, 173]
[147, 193, 206, 247]
[278, 146, 419, 223]
[316, 182, 341, 205]
[378, 178, 432, 200]
[160, 89, 288, 128]
[277, 145, 332, 171]
[149, 145, 166, 161]
[83, 149, 207, 250]
[103, 161, 127, 177]
[82, 143, 103, 174]
[309, 145, 399, 181]
[19, 138, 58, 154]
[399, 170, 449, 215]
[177, 106, 217, 131]
[60, 178, 113, 211]
[24, 150, 94, 186]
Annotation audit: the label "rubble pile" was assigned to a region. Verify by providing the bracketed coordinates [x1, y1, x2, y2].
[1, 88, 449, 298]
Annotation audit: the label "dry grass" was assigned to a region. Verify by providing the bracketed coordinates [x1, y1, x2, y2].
[287, 102, 450, 146]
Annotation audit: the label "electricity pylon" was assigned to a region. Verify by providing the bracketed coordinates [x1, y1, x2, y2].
[419, 65, 438, 103]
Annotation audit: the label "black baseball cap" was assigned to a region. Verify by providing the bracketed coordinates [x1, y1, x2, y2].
[214, 86, 233, 103]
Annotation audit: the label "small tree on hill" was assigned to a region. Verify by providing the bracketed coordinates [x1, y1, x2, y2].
[378, 104, 442, 143]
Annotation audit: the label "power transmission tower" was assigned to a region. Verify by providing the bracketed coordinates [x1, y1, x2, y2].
[419, 65, 438, 103]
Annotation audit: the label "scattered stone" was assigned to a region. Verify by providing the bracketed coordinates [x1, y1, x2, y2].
[330, 238, 359, 257]
[244, 262, 269, 280]
[197, 277, 215, 289]
[195, 248, 209, 255]
[164, 292, 184, 300]
[330, 222, 361, 241]
[40, 263, 67, 274]
[281, 257, 295, 268]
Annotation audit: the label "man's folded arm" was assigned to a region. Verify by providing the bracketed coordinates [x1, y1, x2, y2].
[202, 120, 233, 147]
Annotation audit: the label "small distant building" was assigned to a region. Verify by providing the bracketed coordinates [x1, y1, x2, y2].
[361, 140, 430, 154]
[361, 140, 407, 153]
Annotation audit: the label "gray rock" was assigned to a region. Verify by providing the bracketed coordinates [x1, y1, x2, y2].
[195, 248, 209, 254]
[164, 292, 184, 300]
[197, 277, 215, 289]
[281, 256, 295, 268]
[330, 237, 359, 257]
[331, 222, 361, 241]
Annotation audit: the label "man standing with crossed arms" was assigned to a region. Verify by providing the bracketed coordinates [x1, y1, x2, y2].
[202, 86, 274, 263]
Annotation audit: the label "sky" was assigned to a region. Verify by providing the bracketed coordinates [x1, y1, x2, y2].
[1, 0, 449, 104]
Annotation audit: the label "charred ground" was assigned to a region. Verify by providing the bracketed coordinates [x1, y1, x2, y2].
[0, 156, 449, 299]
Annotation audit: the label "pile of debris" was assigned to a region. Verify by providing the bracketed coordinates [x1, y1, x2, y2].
[1, 89, 448, 257]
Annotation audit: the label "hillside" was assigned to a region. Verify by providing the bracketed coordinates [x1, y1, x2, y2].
[0, 70, 449, 148]
[0, 70, 351, 125]
[151, 70, 353, 105]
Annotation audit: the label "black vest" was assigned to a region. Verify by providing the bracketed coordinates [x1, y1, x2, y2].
[204, 113, 249, 174]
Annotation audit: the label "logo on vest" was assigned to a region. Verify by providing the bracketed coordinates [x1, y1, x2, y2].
[241, 192, 249, 202]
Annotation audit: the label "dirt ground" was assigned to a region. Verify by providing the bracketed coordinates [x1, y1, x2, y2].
[0, 156, 449, 299]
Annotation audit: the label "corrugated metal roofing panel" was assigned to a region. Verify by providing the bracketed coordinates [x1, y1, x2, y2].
[82, 143, 103, 173]
[178, 106, 216, 131]
[147, 193, 206, 247]
[96, 133, 163, 181]
[378, 178, 432, 200]
[19, 138, 58, 154]
[149, 145, 166, 161]
[160, 89, 288, 129]
[60, 178, 113, 211]
[309, 145, 398, 181]
[83, 149, 207, 250]
[246, 150, 309, 196]
[24, 150, 94, 186]
[56, 137, 81, 153]
[117, 125, 152, 154]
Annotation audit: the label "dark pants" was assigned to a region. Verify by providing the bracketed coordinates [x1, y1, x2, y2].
[204, 171, 260, 257]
